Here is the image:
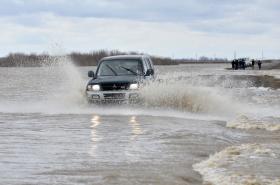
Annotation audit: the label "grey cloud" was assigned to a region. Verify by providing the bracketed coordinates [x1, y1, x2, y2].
[190, 19, 269, 35]
[0, 0, 259, 21]
[1, 0, 279, 36]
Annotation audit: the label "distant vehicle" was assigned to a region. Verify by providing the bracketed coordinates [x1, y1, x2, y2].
[244, 58, 251, 66]
[238, 58, 251, 66]
[86, 55, 155, 103]
[231, 58, 253, 70]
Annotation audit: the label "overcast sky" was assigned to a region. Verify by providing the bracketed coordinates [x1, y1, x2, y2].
[0, 0, 279, 59]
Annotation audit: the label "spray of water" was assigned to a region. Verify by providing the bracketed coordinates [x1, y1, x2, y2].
[44, 55, 87, 106]
[193, 143, 280, 185]
[1, 59, 279, 121]
[139, 79, 245, 117]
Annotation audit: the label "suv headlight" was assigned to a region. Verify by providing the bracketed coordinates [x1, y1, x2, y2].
[87, 84, 100, 91]
[129, 83, 139, 90]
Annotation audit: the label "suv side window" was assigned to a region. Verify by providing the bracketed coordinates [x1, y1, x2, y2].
[147, 57, 154, 70]
[142, 58, 148, 72]
[144, 57, 151, 69]
[146, 57, 154, 69]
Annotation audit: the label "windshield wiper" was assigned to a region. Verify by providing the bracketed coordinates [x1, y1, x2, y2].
[106, 64, 118, 76]
[120, 66, 139, 75]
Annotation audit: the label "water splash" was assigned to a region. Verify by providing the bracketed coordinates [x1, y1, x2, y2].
[1, 63, 279, 120]
[193, 143, 280, 185]
[227, 115, 280, 131]
[44, 55, 87, 106]
[139, 79, 245, 116]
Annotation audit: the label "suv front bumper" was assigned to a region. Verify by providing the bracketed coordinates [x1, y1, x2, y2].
[86, 90, 139, 103]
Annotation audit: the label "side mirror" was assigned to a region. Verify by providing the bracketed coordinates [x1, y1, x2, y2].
[88, 71, 94, 78]
[145, 69, 154, 76]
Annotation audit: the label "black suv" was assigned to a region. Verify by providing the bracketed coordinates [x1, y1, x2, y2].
[86, 55, 155, 103]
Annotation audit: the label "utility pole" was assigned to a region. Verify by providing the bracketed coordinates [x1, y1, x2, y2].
[261, 50, 264, 60]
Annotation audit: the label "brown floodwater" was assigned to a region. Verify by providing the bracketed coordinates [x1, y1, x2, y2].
[0, 63, 279, 185]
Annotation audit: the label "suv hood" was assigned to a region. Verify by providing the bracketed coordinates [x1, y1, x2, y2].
[88, 75, 142, 85]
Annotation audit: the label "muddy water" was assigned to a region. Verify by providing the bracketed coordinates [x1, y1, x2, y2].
[0, 63, 279, 185]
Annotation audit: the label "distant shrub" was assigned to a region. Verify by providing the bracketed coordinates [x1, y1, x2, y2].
[0, 50, 228, 67]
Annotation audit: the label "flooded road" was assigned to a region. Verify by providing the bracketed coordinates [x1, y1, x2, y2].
[0, 63, 280, 185]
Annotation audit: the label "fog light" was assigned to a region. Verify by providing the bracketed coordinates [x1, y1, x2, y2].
[92, 95, 100, 99]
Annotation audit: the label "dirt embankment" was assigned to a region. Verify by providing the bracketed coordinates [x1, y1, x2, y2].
[263, 60, 280, 69]
[227, 75, 280, 89]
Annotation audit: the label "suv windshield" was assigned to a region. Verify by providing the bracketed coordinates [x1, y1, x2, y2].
[97, 59, 143, 76]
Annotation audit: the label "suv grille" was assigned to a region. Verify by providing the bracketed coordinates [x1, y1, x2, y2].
[103, 93, 126, 99]
[100, 82, 129, 91]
